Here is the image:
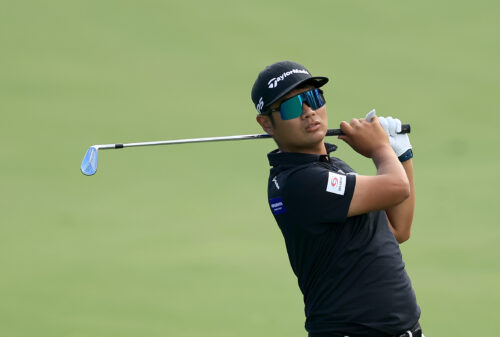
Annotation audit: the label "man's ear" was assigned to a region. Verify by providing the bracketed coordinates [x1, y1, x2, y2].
[256, 114, 275, 135]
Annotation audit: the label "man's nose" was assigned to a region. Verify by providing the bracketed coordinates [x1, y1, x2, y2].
[301, 103, 316, 118]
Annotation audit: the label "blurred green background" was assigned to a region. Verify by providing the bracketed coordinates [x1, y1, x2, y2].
[1, 0, 498, 336]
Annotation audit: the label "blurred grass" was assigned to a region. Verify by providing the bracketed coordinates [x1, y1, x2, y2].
[1, 0, 499, 336]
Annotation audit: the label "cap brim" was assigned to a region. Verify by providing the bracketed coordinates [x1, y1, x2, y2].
[263, 76, 329, 111]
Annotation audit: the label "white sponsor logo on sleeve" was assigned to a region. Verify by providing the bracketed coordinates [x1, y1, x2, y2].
[326, 171, 346, 195]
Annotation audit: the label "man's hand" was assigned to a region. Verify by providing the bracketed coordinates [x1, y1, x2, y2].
[368, 114, 412, 157]
[364, 112, 415, 243]
[341, 115, 410, 219]
[338, 116, 391, 159]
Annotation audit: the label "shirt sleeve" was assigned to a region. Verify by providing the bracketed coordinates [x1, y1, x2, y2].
[283, 166, 356, 224]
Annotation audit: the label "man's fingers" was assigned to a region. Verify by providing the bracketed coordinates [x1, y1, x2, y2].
[349, 118, 364, 130]
[386, 117, 402, 136]
[340, 120, 353, 135]
[338, 134, 353, 147]
[339, 121, 354, 145]
[386, 117, 397, 137]
[395, 118, 402, 133]
[379, 116, 388, 133]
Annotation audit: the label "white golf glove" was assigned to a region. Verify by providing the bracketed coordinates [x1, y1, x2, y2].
[365, 111, 412, 157]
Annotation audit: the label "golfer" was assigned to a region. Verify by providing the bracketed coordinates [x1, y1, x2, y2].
[251, 61, 424, 337]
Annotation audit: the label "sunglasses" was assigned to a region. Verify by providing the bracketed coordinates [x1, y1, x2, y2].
[264, 88, 326, 120]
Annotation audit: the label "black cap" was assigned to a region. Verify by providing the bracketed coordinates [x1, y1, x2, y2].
[251, 61, 329, 114]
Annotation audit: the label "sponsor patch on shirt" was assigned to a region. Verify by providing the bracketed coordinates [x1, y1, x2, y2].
[326, 171, 346, 195]
[269, 196, 286, 215]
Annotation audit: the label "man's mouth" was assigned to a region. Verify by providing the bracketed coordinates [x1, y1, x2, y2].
[305, 121, 321, 132]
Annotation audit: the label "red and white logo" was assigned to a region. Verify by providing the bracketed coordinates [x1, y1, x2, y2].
[326, 172, 346, 195]
[331, 177, 338, 187]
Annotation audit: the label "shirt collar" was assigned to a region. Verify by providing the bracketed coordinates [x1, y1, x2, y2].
[267, 143, 338, 167]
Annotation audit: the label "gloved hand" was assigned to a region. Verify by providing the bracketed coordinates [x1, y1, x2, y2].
[365, 111, 412, 157]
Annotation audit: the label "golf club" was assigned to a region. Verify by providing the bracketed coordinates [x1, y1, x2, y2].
[80, 112, 410, 176]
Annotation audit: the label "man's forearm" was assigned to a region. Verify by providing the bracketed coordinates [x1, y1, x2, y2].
[385, 159, 415, 243]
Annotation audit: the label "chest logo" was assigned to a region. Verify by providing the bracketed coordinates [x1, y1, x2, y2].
[269, 196, 286, 215]
[326, 171, 346, 195]
[272, 176, 280, 189]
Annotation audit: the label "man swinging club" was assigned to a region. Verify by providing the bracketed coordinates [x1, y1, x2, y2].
[251, 61, 424, 337]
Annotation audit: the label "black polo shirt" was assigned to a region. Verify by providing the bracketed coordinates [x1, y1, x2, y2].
[266, 143, 420, 337]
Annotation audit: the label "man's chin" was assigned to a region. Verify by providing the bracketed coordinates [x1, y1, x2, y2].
[307, 127, 327, 141]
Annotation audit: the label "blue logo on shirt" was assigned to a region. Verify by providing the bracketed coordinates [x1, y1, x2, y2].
[269, 196, 286, 215]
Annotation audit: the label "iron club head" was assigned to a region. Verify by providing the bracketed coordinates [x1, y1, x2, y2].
[80, 146, 99, 176]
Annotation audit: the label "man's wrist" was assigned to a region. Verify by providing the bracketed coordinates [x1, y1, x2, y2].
[372, 144, 398, 165]
[398, 149, 413, 162]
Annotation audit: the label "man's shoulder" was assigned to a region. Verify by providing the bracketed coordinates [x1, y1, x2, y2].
[268, 162, 326, 195]
[330, 157, 356, 174]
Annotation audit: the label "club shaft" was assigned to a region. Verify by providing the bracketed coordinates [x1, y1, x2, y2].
[96, 124, 410, 150]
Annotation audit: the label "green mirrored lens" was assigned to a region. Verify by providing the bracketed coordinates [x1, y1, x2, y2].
[280, 95, 303, 120]
[277, 89, 325, 120]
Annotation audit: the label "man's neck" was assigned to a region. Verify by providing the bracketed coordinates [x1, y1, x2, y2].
[278, 141, 327, 155]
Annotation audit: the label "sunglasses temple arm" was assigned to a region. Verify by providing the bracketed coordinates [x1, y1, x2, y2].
[326, 124, 411, 136]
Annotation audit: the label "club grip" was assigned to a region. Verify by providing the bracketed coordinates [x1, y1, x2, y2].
[326, 124, 411, 137]
[400, 124, 411, 134]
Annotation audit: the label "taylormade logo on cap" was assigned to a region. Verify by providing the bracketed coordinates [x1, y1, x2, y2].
[267, 68, 309, 89]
